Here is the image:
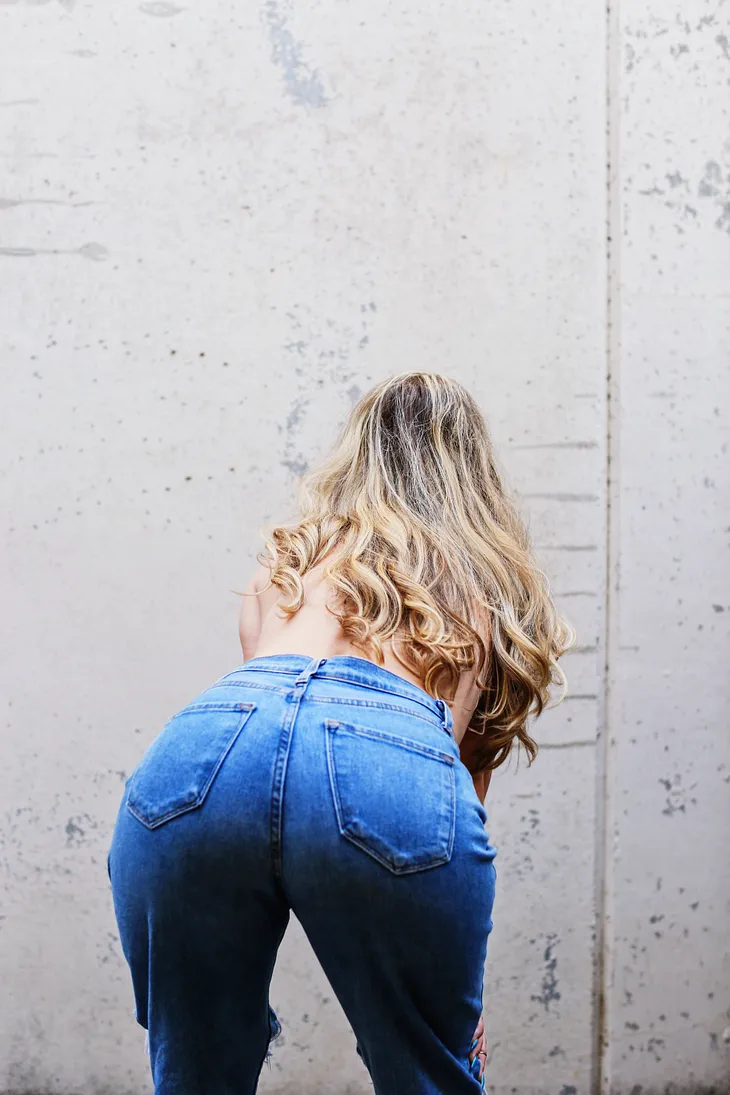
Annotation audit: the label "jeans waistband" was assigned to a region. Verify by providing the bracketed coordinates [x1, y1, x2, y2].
[240, 653, 454, 736]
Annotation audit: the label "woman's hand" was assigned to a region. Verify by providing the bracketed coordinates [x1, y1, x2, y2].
[468, 1012, 487, 1086]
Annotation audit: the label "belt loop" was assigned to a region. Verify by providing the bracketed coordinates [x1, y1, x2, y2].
[294, 656, 327, 686]
[437, 698, 454, 737]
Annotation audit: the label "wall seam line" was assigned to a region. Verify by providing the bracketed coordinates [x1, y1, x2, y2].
[594, 0, 621, 1093]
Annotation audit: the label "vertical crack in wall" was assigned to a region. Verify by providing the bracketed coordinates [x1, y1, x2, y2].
[595, 1, 622, 1093]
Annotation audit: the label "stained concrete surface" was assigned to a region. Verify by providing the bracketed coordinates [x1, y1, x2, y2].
[0, 1, 727, 1093]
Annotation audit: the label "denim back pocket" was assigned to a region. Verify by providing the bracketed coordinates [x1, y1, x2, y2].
[325, 718, 456, 875]
[127, 701, 256, 830]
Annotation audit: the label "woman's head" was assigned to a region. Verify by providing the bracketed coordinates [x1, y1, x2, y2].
[258, 371, 573, 772]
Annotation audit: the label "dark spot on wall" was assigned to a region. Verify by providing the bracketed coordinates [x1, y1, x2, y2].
[530, 933, 561, 1012]
[699, 162, 722, 198]
[716, 202, 730, 234]
[285, 398, 308, 433]
[646, 1036, 665, 1062]
[281, 457, 308, 478]
[262, 0, 327, 108]
[65, 817, 86, 845]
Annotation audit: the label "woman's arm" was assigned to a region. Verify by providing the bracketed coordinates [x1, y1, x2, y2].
[471, 767, 492, 805]
[458, 729, 493, 805]
[238, 562, 272, 662]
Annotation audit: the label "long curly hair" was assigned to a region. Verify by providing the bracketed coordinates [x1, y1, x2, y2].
[250, 371, 573, 773]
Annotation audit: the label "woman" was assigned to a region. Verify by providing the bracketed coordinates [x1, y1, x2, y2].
[108, 371, 572, 1094]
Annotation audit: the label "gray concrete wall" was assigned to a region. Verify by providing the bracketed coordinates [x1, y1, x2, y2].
[602, 2, 730, 1093]
[0, 2, 726, 1094]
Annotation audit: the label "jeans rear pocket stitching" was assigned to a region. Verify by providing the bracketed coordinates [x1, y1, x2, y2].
[168, 700, 257, 717]
[324, 719, 456, 875]
[127, 702, 256, 829]
[312, 695, 445, 732]
[324, 719, 455, 765]
[198, 680, 291, 694]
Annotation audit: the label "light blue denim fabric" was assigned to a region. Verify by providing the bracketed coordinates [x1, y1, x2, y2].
[108, 653, 497, 1094]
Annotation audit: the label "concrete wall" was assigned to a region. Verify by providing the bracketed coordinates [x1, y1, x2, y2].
[602, 3, 730, 1093]
[0, 2, 726, 1094]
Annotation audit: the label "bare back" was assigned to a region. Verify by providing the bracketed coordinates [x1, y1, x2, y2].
[240, 559, 484, 746]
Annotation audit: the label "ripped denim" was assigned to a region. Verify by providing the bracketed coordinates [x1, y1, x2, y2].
[109, 654, 496, 1093]
[263, 1005, 282, 1068]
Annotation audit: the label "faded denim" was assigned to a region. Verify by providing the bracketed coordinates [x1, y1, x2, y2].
[108, 653, 497, 1094]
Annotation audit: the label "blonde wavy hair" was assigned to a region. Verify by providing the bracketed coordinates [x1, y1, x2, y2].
[250, 371, 573, 774]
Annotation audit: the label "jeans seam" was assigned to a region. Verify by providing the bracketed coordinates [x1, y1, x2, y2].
[126, 704, 256, 829]
[241, 664, 444, 722]
[309, 694, 445, 731]
[325, 719, 455, 763]
[207, 679, 291, 694]
[270, 699, 296, 884]
[169, 700, 256, 718]
[252, 1009, 277, 1088]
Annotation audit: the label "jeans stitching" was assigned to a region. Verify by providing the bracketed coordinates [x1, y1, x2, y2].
[241, 664, 445, 723]
[325, 722, 456, 874]
[310, 694, 446, 731]
[127, 704, 257, 829]
[169, 700, 256, 718]
[205, 681, 449, 732]
[206, 679, 291, 694]
[325, 719, 455, 763]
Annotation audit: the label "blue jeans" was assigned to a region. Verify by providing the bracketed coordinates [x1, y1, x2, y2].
[108, 654, 497, 1094]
